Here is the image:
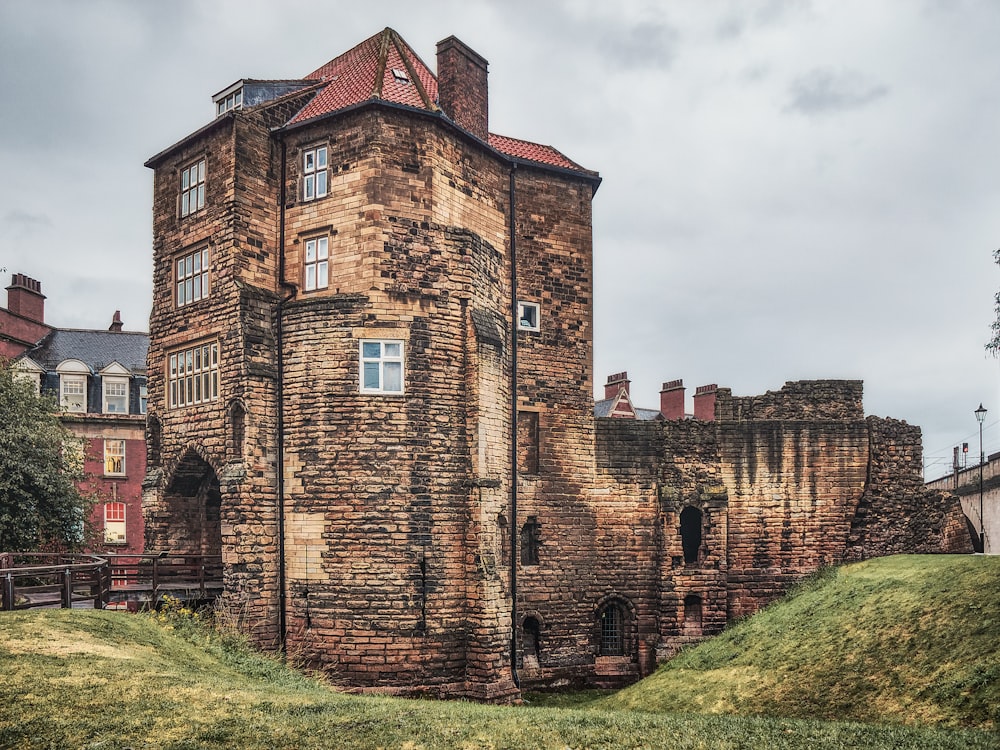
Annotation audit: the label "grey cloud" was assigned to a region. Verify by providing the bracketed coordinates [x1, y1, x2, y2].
[600, 23, 678, 70]
[3, 210, 52, 231]
[787, 68, 889, 115]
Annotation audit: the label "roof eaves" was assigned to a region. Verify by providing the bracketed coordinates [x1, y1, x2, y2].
[144, 112, 236, 169]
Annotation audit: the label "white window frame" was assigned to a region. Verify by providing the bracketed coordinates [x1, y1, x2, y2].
[139, 384, 148, 414]
[104, 439, 126, 476]
[168, 342, 220, 409]
[11, 358, 43, 394]
[176, 246, 210, 306]
[303, 146, 328, 201]
[517, 301, 540, 332]
[103, 377, 129, 414]
[216, 88, 243, 116]
[359, 339, 404, 394]
[180, 158, 206, 217]
[104, 502, 127, 544]
[60, 374, 88, 412]
[304, 236, 329, 291]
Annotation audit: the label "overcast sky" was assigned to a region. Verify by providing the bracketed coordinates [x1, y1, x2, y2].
[2, 0, 999, 477]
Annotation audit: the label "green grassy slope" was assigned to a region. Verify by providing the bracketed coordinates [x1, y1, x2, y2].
[603, 555, 1000, 729]
[1, 608, 994, 749]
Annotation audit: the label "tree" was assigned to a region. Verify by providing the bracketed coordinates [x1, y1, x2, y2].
[989, 249, 1000, 356]
[0, 363, 92, 551]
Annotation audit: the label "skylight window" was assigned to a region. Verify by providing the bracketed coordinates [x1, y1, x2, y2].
[391, 68, 410, 84]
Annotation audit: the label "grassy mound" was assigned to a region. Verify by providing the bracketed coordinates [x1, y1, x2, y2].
[602, 555, 1000, 729]
[0, 557, 996, 749]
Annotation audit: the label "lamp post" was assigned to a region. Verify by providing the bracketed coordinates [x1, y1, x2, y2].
[975, 403, 987, 553]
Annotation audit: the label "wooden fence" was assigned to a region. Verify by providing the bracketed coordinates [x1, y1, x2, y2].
[0, 553, 223, 611]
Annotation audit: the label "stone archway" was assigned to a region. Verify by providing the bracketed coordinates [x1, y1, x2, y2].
[160, 449, 222, 557]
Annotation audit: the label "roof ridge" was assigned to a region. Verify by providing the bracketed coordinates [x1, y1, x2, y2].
[390, 29, 436, 111]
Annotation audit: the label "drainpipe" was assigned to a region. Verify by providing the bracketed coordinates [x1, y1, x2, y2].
[275, 136, 296, 651]
[509, 162, 519, 689]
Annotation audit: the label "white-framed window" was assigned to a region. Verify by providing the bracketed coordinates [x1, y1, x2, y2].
[304, 236, 329, 291]
[176, 247, 210, 306]
[11, 358, 43, 394]
[360, 340, 404, 394]
[180, 158, 206, 217]
[60, 374, 87, 412]
[103, 378, 129, 413]
[216, 88, 243, 116]
[302, 146, 328, 201]
[104, 439, 126, 476]
[139, 384, 148, 414]
[168, 342, 220, 409]
[104, 502, 127, 544]
[518, 301, 540, 332]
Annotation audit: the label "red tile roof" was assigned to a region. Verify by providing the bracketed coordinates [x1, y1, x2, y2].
[285, 28, 594, 178]
[291, 28, 438, 124]
[488, 133, 586, 172]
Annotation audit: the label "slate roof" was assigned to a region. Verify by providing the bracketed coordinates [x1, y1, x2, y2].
[284, 28, 594, 176]
[594, 397, 663, 421]
[26, 329, 148, 375]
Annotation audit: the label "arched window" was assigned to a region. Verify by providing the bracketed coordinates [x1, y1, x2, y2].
[230, 401, 246, 459]
[599, 603, 625, 656]
[680, 506, 703, 564]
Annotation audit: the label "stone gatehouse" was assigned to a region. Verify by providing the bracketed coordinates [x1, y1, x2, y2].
[142, 28, 971, 700]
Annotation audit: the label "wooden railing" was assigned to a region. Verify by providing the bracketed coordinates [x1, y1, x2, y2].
[0, 553, 223, 611]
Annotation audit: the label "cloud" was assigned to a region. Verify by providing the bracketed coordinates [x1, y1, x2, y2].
[787, 68, 889, 115]
[3, 210, 52, 231]
[600, 22, 679, 70]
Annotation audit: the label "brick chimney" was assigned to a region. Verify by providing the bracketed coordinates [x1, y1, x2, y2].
[604, 371, 630, 400]
[109, 310, 123, 332]
[6, 273, 45, 323]
[436, 36, 489, 141]
[660, 379, 686, 420]
[693, 384, 718, 422]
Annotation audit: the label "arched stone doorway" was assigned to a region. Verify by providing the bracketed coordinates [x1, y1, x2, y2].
[160, 449, 223, 557]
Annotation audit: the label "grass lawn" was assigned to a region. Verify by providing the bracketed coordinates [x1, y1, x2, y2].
[1, 555, 998, 749]
[602, 555, 1000, 730]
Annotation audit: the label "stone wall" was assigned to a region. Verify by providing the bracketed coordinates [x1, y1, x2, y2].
[844, 417, 973, 559]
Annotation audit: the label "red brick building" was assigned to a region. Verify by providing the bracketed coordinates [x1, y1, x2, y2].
[2, 275, 148, 554]
[143, 28, 970, 699]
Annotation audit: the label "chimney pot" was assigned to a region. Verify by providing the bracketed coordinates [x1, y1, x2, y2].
[604, 371, 630, 400]
[660, 379, 686, 420]
[109, 310, 123, 332]
[6, 273, 45, 324]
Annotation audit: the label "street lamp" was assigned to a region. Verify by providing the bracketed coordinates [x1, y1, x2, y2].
[975, 403, 987, 553]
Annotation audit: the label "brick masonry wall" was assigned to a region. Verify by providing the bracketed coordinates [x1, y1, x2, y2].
[844, 417, 974, 559]
[277, 108, 517, 698]
[70, 417, 146, 554]
[145, 104, 282, 643]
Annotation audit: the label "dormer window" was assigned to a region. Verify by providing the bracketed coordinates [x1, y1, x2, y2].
[100, 363, 132, 414]
[11, 357, 43, 394]
[391, 68, 410, 84]
[56, 359, 91, 413]
[213, 82, 244, 116]
[217, 88, 242, 115]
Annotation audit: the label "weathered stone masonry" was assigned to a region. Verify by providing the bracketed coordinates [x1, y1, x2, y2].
[143, 28, 972, 701]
